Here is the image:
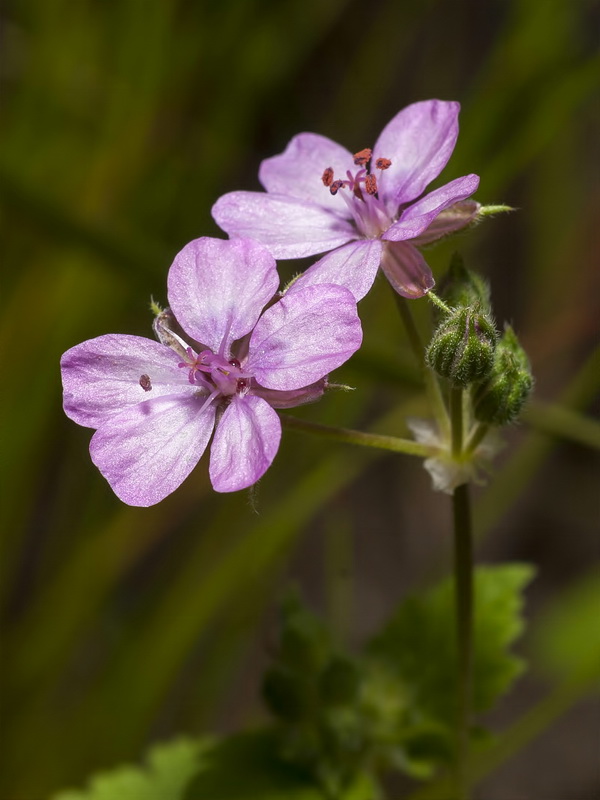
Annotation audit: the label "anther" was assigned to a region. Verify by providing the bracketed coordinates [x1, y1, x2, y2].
[330, 179, 345, 195]
[375, 157, 392, 170]
[365, 174, 378, 195]
[353, 148, 372, 167]
[139, 374, 152, 392]
[321, 167, 334, 187]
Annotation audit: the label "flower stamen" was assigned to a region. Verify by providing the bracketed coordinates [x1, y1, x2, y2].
[365, 174, 378, 195]
[321, 167, 334, 187]
[353, 147, 372, 167]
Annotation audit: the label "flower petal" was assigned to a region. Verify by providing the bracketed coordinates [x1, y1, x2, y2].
[247, 284, 362, 390]
[251, 379, 326, 409]
[380, 242, 435, 299]
[382, 174, 480, 242]
[211, 191, 355, 259]
[89, 394, 216, 506]
[167, 237, 279, 354]
[373, 100, 460, 207]
[259, 132, 355, 211]
[285, 239, 383, 302]
[61, 334, 193, 428]
[412, 200, 481, 246]
[209, 395, 281, 492]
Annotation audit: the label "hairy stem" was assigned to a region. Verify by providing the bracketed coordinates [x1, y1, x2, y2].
[427, 289, 453, 315]
[465, 421, 489, 455]
[452, 482, 474, 800]
[280, 414, 434, 457]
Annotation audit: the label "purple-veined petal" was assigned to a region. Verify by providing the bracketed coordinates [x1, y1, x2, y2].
[209, 394, 281, 492]
[211, 191, 355, 259]
[413, 199, 481, 246]
[380, 241, 435, 299]
[60, 334, 194, 428]
[382, 174, 479, 242]
[89, 394, 216, 507]
[373, 100, 460, 208]
[247, 285, 362, 390]
[167, 237, 279, 355]
[259, 132, 355, 212]
[251, 379, 327, 409]
[285, 239, 383, 302]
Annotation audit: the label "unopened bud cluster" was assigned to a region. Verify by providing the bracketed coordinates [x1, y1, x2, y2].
[427, 256, 533, 426]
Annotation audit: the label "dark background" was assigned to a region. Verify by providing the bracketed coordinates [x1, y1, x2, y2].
[1, 0, 598, 797]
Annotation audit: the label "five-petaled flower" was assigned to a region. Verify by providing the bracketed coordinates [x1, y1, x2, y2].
[60, 237, 362, 506]
[212, 99, 480, 301]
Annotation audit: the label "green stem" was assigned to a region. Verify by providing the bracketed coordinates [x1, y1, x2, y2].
[452, 482, 474, 800]
[393, 293, 450, 438]
[427, 290, 453, 315]
[464, 422, 489, 455]
[280, 414, 434, 457]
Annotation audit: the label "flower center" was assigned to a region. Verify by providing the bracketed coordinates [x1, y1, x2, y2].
[321, 148, 393, 237]
[178, 348, 250, 396]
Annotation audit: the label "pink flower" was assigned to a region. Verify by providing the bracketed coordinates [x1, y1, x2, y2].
[212, 100, 480, 301]
[60, 238, 362, 506]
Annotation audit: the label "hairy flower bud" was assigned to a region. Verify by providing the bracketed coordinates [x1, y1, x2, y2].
[427, 307, 498, 387]
[436, 252, 491, 313]
[472, 325, 533, 425]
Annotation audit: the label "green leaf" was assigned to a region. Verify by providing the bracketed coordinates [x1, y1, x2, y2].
[51, 738, 210, 800]
[183, 730, 377, 800]
[531, 567, 600, 682]
[368, 564, 535, 725]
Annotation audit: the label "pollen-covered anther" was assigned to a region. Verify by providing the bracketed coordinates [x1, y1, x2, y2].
[365, 174, 378, 195]
[375, 157, 392, 170]
[321, 167, 334, 187]
[330, 179, 345, 195]
[353, 148, 372, 167]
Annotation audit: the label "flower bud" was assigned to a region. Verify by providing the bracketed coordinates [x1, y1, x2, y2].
[436, 253, 491, 314]
[426, 307, 498, 387]
[472, 326, 533, 425]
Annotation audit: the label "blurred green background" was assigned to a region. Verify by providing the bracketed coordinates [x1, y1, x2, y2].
[1, 0, 598, 798]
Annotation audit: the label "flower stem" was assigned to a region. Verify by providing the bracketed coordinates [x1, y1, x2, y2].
[464, 422, 489, 454]
[280, 414, 434, 457]
[452, 482, 474, 800]
[427, 290, 453, 315]
[392, 293, 450, 438]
